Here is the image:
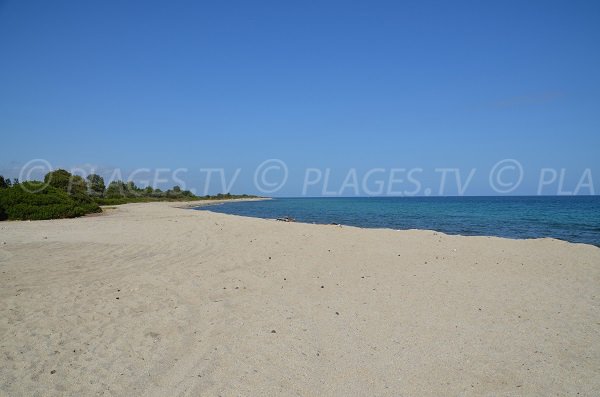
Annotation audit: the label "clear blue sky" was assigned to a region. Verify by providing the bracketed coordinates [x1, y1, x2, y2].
[1, 0, 598, 195]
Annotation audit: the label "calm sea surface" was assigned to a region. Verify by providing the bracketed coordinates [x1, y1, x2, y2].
[195, 197, 600, 246]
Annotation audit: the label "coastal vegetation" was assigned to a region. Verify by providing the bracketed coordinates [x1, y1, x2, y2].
[0, 170, 257, 221]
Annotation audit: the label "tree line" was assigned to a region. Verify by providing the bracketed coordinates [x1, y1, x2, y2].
[0, 169, 257, 220]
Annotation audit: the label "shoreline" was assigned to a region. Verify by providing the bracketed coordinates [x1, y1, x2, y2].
[1, 201, 599, 395]
[171, 196, 272, 209]
[195, 198, 600, 249]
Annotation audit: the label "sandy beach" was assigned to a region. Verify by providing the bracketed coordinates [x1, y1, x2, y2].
[1, 201, 599, 396]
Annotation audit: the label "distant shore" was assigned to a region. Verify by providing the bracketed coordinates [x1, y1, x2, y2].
[171, 196, 272, 209]
[195, 196, 600, 247]
[1, 200, 599, 396]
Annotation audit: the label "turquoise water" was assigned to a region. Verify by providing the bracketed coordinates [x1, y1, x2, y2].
[196, 197, 600, 246]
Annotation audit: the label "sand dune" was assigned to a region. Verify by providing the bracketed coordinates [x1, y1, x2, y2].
[1, 201, 599, 396]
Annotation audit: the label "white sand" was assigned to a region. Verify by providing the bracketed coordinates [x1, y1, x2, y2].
[1, 201, 599, 396]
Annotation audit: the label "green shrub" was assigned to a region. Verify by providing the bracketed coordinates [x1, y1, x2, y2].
[105, 180, 143, 198]
[86, 174, 105, 196]
[0, 182, 101, 221]
[44, 169, 72, 191]
[0, 171, 258, 220]
[44, 169, 87, 195]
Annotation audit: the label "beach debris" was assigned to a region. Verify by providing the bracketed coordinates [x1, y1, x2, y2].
[321, 285, 324, 288]
[276, 216, 295, 222]
[271, 330, 276, 333]
[335, 311, 339, 315]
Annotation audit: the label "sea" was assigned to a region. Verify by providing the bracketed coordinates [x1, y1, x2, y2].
[195, 196, 600, 246]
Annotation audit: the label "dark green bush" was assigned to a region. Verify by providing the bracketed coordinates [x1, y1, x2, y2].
[0, 171, 258, 221]
[105, 180, 143, 198]
[86, 174, 105, 196]
[44, 169, 87, 195]
[0, 182, 101, 220]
